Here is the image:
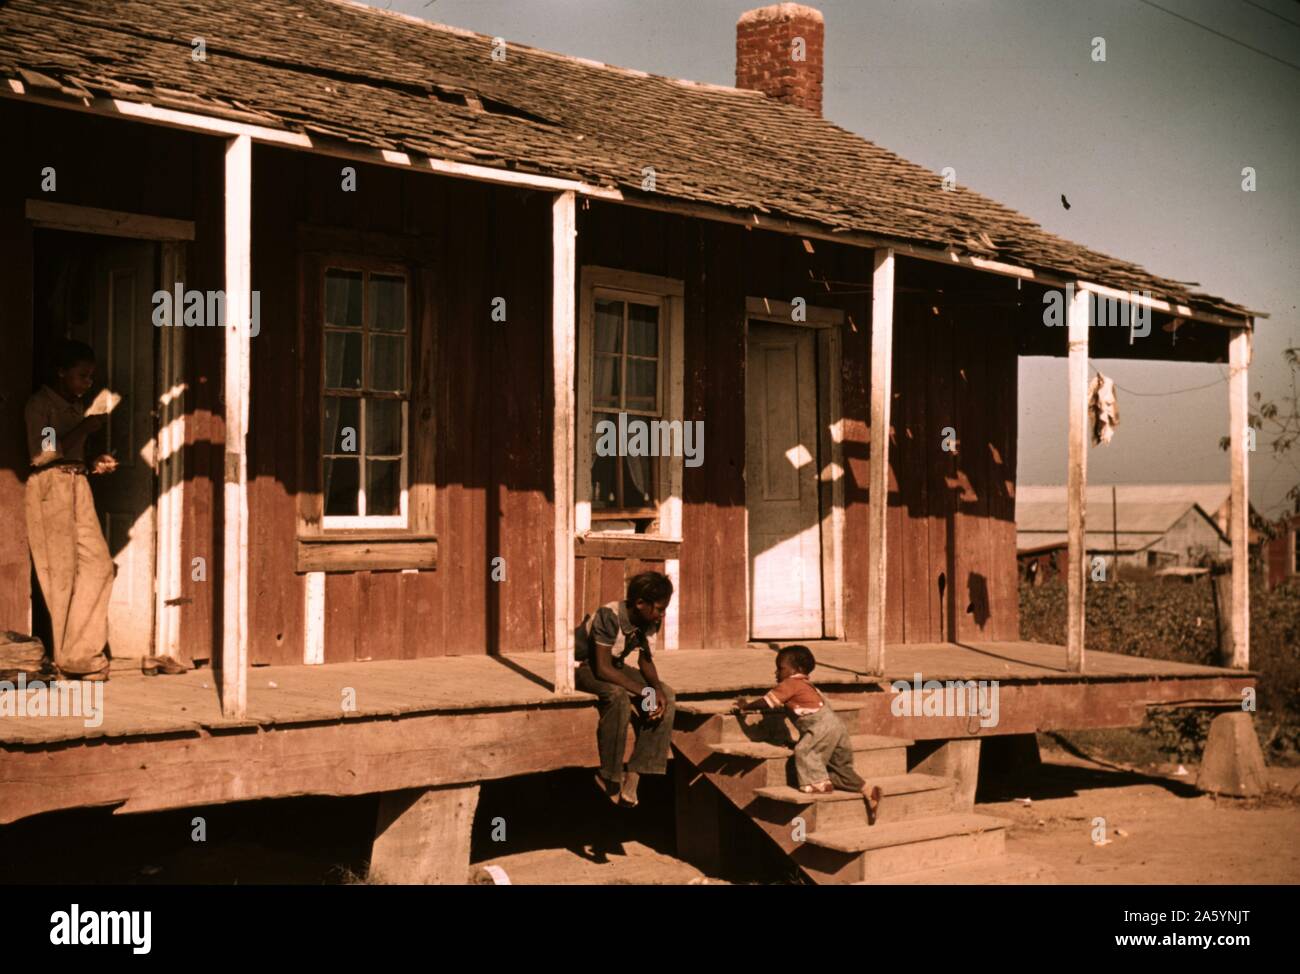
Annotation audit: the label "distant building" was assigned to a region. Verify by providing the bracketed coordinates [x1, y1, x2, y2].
[1264, 512, 1300, 589]
[1016, 484, 1245, 582]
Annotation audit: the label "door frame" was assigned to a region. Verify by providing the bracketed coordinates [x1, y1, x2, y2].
[25, 200, 195, 661]
[743, 297, 846, 640]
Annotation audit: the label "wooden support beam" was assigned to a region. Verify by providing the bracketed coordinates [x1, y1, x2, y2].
[1066, 286, 1090, 672]
[221, 134, 252, 717]
[370, 784, 481, 884]
[24, 199, 196, 241]
[1228, 328, 1251, 668]
[552, 191, 577, 693]
[865, 248, 895, 675]
[911, 739, 981, 811]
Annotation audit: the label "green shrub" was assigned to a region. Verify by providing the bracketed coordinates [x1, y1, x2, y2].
[1020, 579, 1300, 762]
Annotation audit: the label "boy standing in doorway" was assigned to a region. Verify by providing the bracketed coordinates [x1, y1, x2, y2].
[24, 339, 118, 680]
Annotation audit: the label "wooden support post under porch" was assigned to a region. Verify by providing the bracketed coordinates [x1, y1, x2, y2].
[220, 134, 252, 718]
[370, 784, 481, 884]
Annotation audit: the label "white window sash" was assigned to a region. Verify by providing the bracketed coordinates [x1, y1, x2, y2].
[321, 269, 411, 530]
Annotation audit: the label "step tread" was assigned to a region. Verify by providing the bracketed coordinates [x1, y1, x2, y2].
[677, 699, 867, 716]
[754, 774, 952, 804]
[855, 853, 1056, 885]
[707, 734, 912, 759]
[805, 812, 1013, 853]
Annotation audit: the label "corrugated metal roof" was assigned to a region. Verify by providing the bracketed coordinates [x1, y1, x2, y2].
[1017, 531, 1169, 554]
[0, 0, 1254, 321]
[1016, 484, 1231, 534]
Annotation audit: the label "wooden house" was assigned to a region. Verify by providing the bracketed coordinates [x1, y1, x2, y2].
[1264, 511, 1300, 590]
[1017, 483, 1242, 578]
[0, 0, 1261, 883]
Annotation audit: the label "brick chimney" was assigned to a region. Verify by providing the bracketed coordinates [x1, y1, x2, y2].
[736, 4, 825, 116]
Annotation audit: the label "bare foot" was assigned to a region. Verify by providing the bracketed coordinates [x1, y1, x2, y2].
[619, 770, 640, 807]
[593, 772, 621, 804]
[864, 785, 883, 825]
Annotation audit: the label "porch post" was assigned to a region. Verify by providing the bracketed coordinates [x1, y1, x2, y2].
[1228, 327, 1251, 668]
[865, 248, 894, 675]
[552, 191, 577, 693]
[221, 134, 252, 717]
[1066, 286, 1090, 672]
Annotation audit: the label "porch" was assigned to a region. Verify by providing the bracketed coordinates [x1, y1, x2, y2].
[0, 640, 1253, 825]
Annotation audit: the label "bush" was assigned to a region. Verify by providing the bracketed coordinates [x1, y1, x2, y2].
[1020, 578, 1300, 762]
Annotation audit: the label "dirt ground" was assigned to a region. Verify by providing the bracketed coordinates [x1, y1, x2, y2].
[3, 741, 1296, 884]
[472, 743, 1300, 885]
[984, 745, 1300, 885]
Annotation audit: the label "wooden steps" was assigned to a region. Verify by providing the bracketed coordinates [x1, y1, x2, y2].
[707, 734, 910, 783]
[753, 773, 953, 828]
[676, 699, 867, 716]
[798, 813, 1011, 884]
[672, 702, 1036, 885]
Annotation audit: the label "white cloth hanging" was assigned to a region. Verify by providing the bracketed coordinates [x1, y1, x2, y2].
[1088, 372, 1120, 446]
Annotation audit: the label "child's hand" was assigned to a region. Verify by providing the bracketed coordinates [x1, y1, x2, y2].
[732, 697, 749, 714]
[90, 454, 118, 475]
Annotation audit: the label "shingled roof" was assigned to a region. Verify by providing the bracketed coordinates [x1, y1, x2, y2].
[0, 0, 1252, 320]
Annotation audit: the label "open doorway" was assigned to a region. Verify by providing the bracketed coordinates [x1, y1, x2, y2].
[32, 229, 161, 660]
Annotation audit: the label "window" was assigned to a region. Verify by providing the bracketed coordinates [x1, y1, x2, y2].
[321, 267, 409, 528]
[577, 268, 685, 539]
[591, 296, 664, 518]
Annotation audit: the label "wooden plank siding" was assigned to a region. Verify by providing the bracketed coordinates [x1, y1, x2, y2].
[0, 103, 1021, 668]
[577, 204, 1019, 649]
[250, 148, 553, 662]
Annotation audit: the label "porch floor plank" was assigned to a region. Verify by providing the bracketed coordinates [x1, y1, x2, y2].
[0, 641, 1250, 747]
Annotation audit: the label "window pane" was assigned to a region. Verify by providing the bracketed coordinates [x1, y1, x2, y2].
[325, 270, 363, 329]
[591, 412, 619, 510]
[324, 457, 359, 515]
[324, 396, 360, 454]
[594, 300, 623, 353]
[623, 454, 655, 509]
[370, 274, 406, 333]
[325, 331, 362, 390]
[626, 359, 658, 407]
[367, 459, 401, 516]
[593, 353, 620, 407]
[366, 398, 402, 457]
[627, 303, 659, 356]
[370, 334, 405, 392]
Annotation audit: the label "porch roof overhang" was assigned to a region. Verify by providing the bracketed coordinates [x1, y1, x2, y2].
[3, 77, 1260, 337]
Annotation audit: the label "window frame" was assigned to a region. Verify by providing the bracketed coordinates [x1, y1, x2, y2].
[589, 288, 667, 518]
[319, 264, 412, 530]
[295, 238, 438, 573]
[577, 267, 685, 542]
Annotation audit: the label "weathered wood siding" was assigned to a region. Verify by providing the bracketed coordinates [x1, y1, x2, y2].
[579, 202, 1020, 646]
[251, 149, 552, 663]
[0, 102, 1019, 666]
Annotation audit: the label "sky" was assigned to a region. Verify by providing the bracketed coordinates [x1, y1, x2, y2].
[366, 0, 1300, 515]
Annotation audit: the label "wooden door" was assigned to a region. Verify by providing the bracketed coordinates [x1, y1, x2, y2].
[745, 321, 823, 638]
[75, 239, 160, 658]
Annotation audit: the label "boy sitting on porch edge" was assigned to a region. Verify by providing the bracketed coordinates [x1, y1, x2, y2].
[575, 571, 676, 809]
